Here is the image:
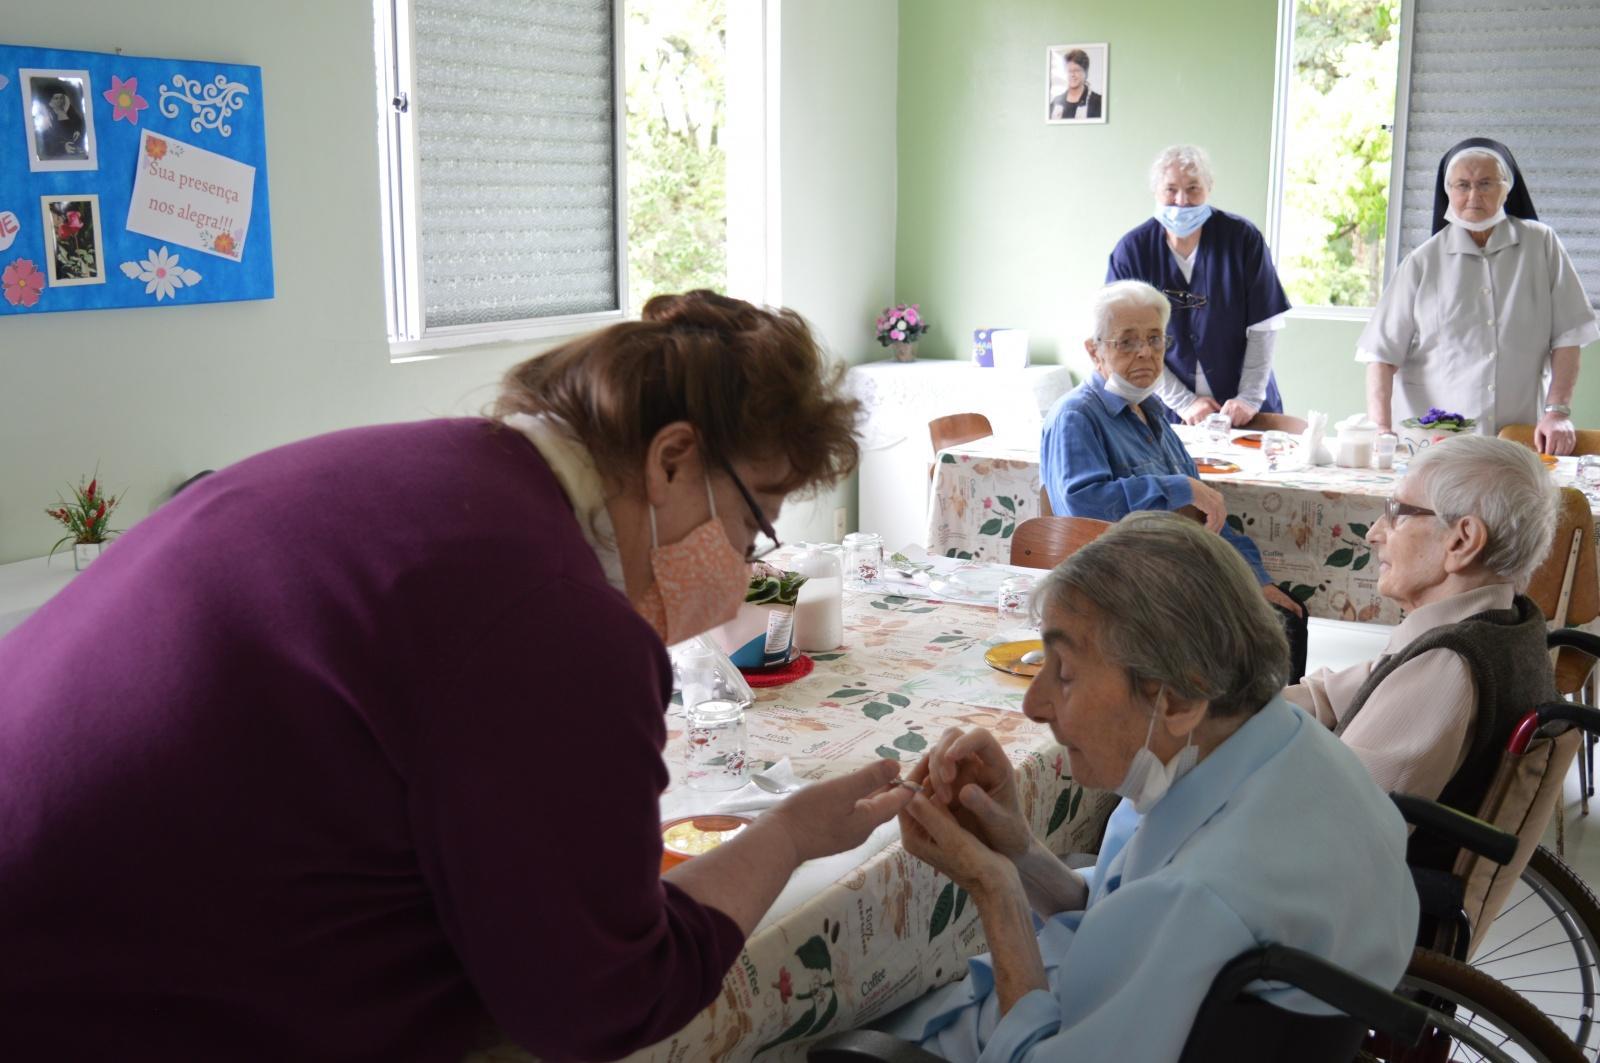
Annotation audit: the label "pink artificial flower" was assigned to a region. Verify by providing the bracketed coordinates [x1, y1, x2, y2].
[103, 75, 148, 124]
[2, 259, 45, 308]
[905, 308, 919, 325]
[889, 329, 905, 341]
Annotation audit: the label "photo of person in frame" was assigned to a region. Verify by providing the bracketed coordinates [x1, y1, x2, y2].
[28, 75, 90, 161]
[1047, 44, 1107, 123]
[41, 195, 105, 286]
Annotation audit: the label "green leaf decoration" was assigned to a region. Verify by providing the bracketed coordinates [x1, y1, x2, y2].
[1326, 548, 1355, 567]
[997, 496, 1016, 512]
[931, 634, 966, 643]
[753, 1003, 818, 1056]
[863, 701, 895, 720]
[929, 881, 955, 940]
[887, 692, 911, 707]
[893, 731, 928, 753]
[1352, 552, 1370, 571]
[796, 933, 832, 971]
[870, 600, 889, 610]
[940, 453, 957, 464]
[1226, 514, 1245, 535]
[910, 606, 938, 613]
[1349, 523, 1369, 539]
[831, 688, 871, 698]
[1069, 786, 1082, 820]
[808, 991, 840, 1037]
[1002, 523, 1015, 538]
[979, 518, 1003, 536]
[882, 595, 911, 605]
[1291, 584, 1317, 603]
[953, 886, 969, 921]
[876, 745, 902, 761]
[1047, 788, 1074, 835]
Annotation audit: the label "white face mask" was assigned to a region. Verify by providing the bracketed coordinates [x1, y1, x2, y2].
[1443, 205, 1506, 233]
[1103, 370, 1159, 405]
[1114, 691, 1200, 814]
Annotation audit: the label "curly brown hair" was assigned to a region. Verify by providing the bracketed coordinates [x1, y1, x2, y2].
[493, 290, 861, 495]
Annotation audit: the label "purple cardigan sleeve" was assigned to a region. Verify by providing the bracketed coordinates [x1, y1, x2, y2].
[404, 574, 744, 1060]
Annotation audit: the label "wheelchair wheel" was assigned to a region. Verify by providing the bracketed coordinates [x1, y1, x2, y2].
[1470, 845, 1600, 1059]
[1378, 948, 1585, 1062]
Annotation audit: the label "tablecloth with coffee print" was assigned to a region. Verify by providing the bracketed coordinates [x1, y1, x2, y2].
[466, 588, 1118, 1063]
[926, 432, 1600, 625]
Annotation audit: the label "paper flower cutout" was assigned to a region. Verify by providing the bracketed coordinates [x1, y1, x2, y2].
[103, 75, 149, 124]
[3, 259, 45, 308]
[119, 247, 201, 301]
[211, 232, 238, 257]
[145, 136, 168, 161]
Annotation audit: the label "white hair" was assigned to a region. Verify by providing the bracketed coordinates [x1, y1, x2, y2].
[1089, 280, 1171, 341]
[1149, 145, 1215, 195]
[1446, 147, 1514, 191]
[1406, 435, 1557, 590]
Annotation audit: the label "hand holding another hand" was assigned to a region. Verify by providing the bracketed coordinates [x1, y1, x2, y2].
[767, 759, 914, 863]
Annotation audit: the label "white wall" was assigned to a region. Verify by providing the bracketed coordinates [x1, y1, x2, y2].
[0, 0, 899, 563]
[772, 0, 899, 545]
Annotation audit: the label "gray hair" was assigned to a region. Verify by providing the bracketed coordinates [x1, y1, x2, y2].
[1446, 147, 1514, 191]
[1036, 511, 1289, 717]
[1406, 435, 1556, 589]
[1149, 144, 1216, 195]
[1089, 279, 1171, 342]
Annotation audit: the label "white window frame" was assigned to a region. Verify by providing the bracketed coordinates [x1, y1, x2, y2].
[375, 0, 630, 360]
[1265, 0, 1411, 322]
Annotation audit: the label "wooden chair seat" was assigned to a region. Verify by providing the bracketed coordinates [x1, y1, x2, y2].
[1010, 516, 1112, 570]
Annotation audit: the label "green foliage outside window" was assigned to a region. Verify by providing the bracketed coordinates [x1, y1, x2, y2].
[625, 0, 728, 311]
[1279, 0, 1401, 308]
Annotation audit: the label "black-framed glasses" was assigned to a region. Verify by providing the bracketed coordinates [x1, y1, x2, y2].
[1163, 289, 1207, 310]
[1100, 333, 1173, 356]
[723, 463, 782, 562]
[1381, 496, 1437, 526]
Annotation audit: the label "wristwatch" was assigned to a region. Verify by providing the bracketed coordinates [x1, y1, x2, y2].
[1544, 403, 1573, 417]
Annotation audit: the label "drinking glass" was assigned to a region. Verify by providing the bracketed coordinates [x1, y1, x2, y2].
[1261, 430, 1291, 472]
[1579, 454, 1600, 498]
[997, 575, 1037, 625]
[1374, 432, 1398, 471]
[842, 532, 884, 589]
[1203, 412, 1232, 447]
[685, 699, 750, 791]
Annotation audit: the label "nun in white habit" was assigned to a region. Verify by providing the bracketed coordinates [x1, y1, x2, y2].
[1359, 137, 1597, 454]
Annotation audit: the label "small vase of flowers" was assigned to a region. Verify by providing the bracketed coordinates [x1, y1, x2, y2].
[876, 303, 930, 362]
[46, 474, 122, 571]
[710, 566, 810, 669]
[1399, 408, 1476, 455]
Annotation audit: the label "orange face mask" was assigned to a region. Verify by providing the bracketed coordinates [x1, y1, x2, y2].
[633, 475, 750, 645]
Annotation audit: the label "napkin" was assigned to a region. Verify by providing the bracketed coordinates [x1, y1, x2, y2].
[660, 757, 804, 820]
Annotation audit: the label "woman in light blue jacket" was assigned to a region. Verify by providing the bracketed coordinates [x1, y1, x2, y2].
[878, 511, 1418, 1061]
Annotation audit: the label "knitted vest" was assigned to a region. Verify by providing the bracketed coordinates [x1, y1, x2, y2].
[1336, 594, 1557, 871]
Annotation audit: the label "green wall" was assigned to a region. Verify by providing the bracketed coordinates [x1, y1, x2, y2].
[895, 0, 1600, 424]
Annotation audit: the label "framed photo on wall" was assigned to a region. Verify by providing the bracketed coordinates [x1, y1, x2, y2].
[40, 194, 106, 287]
[19, 68, 99, 172]
[1045, 44, 1108, 124]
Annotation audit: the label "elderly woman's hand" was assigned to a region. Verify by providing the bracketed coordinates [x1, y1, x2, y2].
[912, 727, 1032, 860]
[899, 793, 1017, 896]
[1535, 411, 1576, 456]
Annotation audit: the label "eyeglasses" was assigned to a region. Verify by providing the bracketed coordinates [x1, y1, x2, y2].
[1162, 289, 1207, 310]
[1381, 496, 1437, 526]
[1098, 334, 1173, 356]
[1447, 178, 1505, 195]
[723, 463, 782, 562]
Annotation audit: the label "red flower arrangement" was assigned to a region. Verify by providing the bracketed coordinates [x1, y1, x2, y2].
[46, 474, 122, 557]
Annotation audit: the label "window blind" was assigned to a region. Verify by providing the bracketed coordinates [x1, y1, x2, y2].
[412, 0, 618, 328]
[1395, 0, 1600, 307]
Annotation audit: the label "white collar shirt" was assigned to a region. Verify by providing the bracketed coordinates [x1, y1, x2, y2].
[1356, 218, 1598, 434]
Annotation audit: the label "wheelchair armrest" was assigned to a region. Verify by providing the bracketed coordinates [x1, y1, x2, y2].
[808, 1030, 944, 1062]
[1548, 628, 1600, 661]
[1533, 700, 1600, 741]
[1209, 945, 1429, 1047]
[1390, 793, 1517, 866]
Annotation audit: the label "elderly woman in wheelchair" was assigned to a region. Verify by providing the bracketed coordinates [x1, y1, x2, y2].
[865, 512, 1417, 1061]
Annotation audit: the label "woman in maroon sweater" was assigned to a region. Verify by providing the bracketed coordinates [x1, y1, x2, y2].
[0, 291, 912, 1061]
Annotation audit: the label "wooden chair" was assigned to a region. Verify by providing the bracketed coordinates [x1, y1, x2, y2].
[1245, 411, 1309, 434]
[1009, 516, 1111, 570]
[1039, 485, 1053, 517]
[1498, 423, 1600, 456]
[928, 413, 993, 455]
[1523, 487, 1600, 811]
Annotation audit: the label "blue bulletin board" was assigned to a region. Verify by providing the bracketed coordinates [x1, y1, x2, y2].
[0, 43, 273, 315]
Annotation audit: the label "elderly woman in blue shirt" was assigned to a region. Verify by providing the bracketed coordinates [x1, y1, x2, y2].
[1042, 279, 1305, 623]
[874, 512, 1418, 1060]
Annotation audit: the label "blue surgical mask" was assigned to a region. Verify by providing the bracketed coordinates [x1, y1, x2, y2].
[1154, 203, 1213, 238]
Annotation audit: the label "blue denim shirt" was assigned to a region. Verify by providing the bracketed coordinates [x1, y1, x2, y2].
[1040, 374, 1270, 583]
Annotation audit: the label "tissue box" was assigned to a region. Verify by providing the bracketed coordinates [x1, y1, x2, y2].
[972, 328, 996, 367]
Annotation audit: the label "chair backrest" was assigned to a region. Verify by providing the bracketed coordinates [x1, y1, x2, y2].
[1498, 423, 1600, 456]
[1244, 411, 1309, 435]
[1523, 487, 1599, 694]
[928, 413, 993, 456]
[1457, 716, 1583, 957]
[1010, 516, 1111, 569]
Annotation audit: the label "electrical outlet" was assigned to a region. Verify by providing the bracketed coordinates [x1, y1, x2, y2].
[833, 506, 848, 541]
